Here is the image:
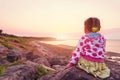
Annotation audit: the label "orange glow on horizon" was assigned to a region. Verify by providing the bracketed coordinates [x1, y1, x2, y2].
[56, 34, 68, 40]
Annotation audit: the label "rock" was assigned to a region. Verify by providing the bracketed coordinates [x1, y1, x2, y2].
[24, 51, 50, 67]
[33, 58, 50, 67]
[24, 51, 40, 61]
[0, 59, 10, 65]
[0, 60, 57, 80]
[7, 49, 22, 62]
[38, 60, 120, 80]
[38, 66, 102, 80]
[0, 44, 8, 58]
[49, 56, 68, 66]
[105, 60, 120, 80]
[52, 65, 65, 71]
[0, 61, 37, 80]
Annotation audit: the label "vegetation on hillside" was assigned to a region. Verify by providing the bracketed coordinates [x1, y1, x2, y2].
[0, 65, 6, 76]
[0, 39, 14, 49]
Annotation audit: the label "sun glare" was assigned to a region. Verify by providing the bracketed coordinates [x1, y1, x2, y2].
[56, 34, 67, 40]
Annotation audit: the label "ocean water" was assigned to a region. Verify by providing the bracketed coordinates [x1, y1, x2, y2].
[40, 40, 120, 53]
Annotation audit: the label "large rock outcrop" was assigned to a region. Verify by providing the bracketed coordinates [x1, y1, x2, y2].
[0, 61, 37, 80]
[38, 59, 120, 80]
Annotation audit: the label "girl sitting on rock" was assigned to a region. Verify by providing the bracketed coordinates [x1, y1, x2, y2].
[65, 17, 110, 79]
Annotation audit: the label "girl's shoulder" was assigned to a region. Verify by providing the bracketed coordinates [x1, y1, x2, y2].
[80, 33, 106, 43]
[80, 33, 105, 41]
[84, 32, 105, 39]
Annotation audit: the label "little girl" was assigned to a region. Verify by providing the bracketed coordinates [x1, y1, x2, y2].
[65, 17, 110, 79]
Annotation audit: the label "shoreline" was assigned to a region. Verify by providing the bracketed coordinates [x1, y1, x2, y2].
[39, 41, 120, 54]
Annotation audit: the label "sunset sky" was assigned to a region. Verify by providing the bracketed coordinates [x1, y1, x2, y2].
[0, 0, 120, 39]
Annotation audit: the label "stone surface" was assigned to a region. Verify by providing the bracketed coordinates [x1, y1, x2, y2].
[38, 60, 120, 80]
[33, 57, 50, 67]
[52, 65, 65, 71]
[24, 51, 40, 61]
[7, 49, 22, 62]
[49, 56, 68, 66]
[0, 61, 37, 80]
[0, 44, 8, 58]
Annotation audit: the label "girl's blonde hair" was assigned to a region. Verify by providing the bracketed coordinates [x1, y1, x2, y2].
[84, 17, 101, 33]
